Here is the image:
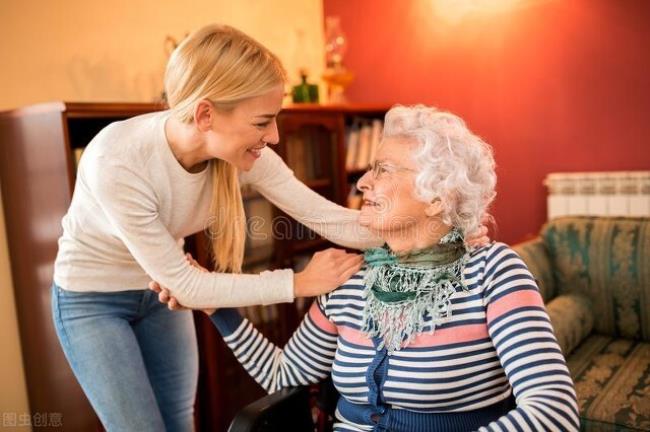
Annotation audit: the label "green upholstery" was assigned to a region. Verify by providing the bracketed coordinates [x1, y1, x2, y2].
[514, 217, 650, 431]
[546, 293, 594, 356]
[542, 217, 650, 341]
[568, 335, 650, 431]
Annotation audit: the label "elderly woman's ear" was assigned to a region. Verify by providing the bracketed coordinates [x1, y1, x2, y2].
[424, 199, 443, 217]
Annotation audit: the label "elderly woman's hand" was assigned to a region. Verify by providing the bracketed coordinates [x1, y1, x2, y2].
[148, 253, 216, 315]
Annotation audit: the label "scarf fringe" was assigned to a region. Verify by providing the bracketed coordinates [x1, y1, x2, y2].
[361, 249, 469, 353]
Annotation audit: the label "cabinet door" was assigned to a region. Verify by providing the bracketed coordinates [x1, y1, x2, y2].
[188, 233, 301, 432]
[277, 112, 345, 203]
[271, 112, 346, 267]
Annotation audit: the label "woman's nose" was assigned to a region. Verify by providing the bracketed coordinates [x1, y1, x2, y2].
[356, 170, 372, 192]
[264, 120, 280, 145]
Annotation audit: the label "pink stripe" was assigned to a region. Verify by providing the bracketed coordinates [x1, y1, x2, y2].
[407, 324, 489, 348]
[337, 323, 489, 349]
[308, 303, 338, 334]
[338, 326, 374, 347]
[487, 289, 544, 322]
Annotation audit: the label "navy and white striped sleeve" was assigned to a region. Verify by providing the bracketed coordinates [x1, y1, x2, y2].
[210, 295, 338, 393]
[479, 243, 580, 432]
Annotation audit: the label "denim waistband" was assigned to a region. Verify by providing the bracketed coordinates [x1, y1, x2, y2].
[336, 394, 515, 432]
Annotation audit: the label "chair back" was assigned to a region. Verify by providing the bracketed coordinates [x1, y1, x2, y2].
[542, 216, 650, 340]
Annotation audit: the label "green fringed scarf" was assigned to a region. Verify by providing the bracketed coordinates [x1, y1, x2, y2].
[361, 229, 469, 353]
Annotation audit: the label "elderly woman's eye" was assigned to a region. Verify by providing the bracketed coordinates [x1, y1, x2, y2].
[377, 164, 391, 175]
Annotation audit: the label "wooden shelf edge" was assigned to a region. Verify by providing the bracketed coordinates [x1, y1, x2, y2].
[281, 103, 391, 115]
[1, 101, 167, 118]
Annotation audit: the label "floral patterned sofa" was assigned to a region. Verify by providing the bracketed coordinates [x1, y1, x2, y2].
[513, 216, 650, 431]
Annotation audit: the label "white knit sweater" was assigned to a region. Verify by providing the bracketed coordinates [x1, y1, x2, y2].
[54, 110, 380, 308]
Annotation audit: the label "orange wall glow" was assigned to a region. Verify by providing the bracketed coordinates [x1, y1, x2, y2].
[324, 0, 650, 243]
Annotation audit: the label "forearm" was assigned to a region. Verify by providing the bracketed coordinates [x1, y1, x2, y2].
[243, 147, 383, 250]
[210, 305, 337, 393]
[477, 385, 578, 432]
[264, 181, 381, 250]
[165, 267, 294, 309]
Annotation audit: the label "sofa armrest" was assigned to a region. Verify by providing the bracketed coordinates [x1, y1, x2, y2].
[512, 237, 557, 302]
[228, 386, 314, 432]
[546, 293, 594, 356]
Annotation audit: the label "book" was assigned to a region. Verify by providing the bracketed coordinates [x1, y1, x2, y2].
[368, 119, 383, 164]
[355, 122, 373, 170]
[345, 125, 360, 171]
[286, 135, 307, 181]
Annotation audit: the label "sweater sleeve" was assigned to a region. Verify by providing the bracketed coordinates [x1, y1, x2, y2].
[478, 244, 580, 432]
[86, 156, 294, 308]
[239, 147, 383, 250]
[210, 295, 338, 393]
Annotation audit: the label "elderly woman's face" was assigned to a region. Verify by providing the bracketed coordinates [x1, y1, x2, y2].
[356, 137, 431, 236]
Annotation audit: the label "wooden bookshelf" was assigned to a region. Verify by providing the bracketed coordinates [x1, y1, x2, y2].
[0, 101, 387, 431]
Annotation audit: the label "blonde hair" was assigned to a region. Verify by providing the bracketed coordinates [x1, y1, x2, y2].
[164, 24, 287, 272]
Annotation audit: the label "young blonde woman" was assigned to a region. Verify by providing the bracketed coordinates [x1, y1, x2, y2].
[52, 24, 488, 431]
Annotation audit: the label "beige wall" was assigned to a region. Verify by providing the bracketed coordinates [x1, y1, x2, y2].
[0, 0, 325, 428]
[0, 0, 325, 110]
[0, 187, 30, 430]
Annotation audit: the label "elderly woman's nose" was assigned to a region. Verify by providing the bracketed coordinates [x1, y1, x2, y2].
[357, 171, 372, 192]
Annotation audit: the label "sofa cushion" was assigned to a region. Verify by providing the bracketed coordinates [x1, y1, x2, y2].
[567, 335, 650, 431]
[546, 293, 594, 356]
[542, 217, 650, 341]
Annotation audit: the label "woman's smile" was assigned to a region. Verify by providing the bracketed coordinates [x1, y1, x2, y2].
[246, 144, 266, 159]
[362, 197, 380, 208]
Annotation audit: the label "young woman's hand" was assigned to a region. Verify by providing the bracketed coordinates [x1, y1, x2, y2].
[148, 253, 216, 315]
[466, 223, 491, 249]
[151, 249, 363, 310]
[293, 248, 364, 298]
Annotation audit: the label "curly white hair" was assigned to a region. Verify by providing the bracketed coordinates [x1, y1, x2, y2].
[383, 104, 497, 238]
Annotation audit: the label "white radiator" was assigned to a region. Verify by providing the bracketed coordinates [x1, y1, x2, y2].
[544, 171, 650, 219]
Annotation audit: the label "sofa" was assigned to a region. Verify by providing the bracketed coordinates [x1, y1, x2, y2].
[513, 216, 650, 431]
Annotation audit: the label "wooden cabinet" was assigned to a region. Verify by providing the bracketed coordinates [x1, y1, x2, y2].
[0, 102, 386, 431]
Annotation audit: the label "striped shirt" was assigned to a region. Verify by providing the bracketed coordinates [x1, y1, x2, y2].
[211, 242, 580, 431]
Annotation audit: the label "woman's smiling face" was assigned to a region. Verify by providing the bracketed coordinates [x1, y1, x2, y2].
[356, 136, 432, 237]
[205, 84, 284, 171]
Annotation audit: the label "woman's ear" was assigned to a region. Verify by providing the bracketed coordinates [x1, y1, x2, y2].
[424, 199, 443, 217]
[194, 100, 214, 132]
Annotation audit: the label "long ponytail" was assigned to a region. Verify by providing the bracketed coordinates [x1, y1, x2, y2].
[164, 24, 286, 271]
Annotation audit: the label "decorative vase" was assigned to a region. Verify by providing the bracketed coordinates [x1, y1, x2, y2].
[322, 16, 354, 104]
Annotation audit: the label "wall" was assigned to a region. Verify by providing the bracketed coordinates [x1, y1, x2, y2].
[324, 0, 650, 243]
[0, 0, 325, 427]
[0, 0, 326, 111]
[0, 186, 30, 430]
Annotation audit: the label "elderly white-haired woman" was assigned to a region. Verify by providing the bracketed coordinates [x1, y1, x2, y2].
[153, 105, 579, 431]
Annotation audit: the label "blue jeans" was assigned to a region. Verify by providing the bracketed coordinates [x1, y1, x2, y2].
[51, 283, 198, 432]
